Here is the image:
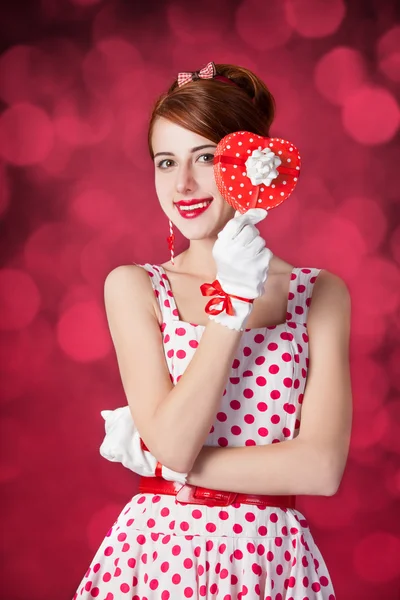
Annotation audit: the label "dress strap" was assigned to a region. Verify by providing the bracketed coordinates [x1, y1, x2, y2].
[287, 267, 322, 326]
[138, 263, 180, 324]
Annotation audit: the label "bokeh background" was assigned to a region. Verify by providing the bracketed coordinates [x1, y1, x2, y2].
[0, 0, 399, 598]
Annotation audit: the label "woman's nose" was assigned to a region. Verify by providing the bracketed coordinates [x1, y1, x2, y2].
[175, 164, 196, 194]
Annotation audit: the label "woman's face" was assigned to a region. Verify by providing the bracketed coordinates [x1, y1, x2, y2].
[151, 117, 234, 240]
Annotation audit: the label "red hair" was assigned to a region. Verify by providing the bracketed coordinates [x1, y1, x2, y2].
[147, 63, 276, 159]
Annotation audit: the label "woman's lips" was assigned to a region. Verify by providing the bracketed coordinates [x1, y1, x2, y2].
[175, 200, 213, 219]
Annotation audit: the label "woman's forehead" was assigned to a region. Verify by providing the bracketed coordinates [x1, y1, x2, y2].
[152, 118, 212, 152]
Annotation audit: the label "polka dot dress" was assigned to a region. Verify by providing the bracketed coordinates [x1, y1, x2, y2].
[73, 264, 336, 600]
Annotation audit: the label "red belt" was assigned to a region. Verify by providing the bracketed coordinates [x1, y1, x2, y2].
[138, 476, 296, 509]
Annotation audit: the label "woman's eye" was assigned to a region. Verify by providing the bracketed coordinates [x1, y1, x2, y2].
[157, 159, 174, 169]
[156, 154, 214, 169]
[198, 153, 214, 163]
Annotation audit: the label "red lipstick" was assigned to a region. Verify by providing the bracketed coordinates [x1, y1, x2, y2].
[175, 198, 213, 219]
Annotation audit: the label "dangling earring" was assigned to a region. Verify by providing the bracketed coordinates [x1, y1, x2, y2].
[167, 219, 175, 265]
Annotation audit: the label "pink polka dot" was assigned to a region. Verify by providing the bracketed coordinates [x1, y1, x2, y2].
[149, 580, 159, 590]
[120, 583, 130, 593]
[127, 558, 136, 568]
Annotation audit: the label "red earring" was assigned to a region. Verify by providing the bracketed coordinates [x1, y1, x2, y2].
[167, 219, 175, 265]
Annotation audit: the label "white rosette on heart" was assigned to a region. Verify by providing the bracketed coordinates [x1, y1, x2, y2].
[244, 146, 282, 187]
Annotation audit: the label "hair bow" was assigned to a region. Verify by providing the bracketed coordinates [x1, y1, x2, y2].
[177, 61, 216, 88]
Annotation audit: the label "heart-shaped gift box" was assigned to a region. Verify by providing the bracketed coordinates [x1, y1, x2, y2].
[213, 131, 301, 214]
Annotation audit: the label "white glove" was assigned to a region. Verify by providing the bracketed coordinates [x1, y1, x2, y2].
[205, 208, 273, 331]
[99, 406, 188, 485]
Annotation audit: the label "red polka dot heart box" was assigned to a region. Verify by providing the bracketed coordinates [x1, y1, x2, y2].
[213, 131, 301, 214]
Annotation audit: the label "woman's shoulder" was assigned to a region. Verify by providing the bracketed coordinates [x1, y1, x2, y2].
[104, 264, 161, 321]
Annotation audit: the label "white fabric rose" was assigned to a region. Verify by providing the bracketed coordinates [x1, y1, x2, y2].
[245, 147, 282, 186]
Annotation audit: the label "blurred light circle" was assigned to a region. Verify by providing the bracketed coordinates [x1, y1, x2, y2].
[118, 107, 149, 167]
[91, 3, 136, 43]
[350, 310, 387, 357]
[167, 0, 231, 43]
[337, 196, 387, 253]
[385, 464, 400, 499]
[351, 405, 389, 450]
[236, 0, 292, 50]
[24, 222, 86, 285]
[0, 39, 81, 105]
[314, 47, 366, 106]
[388, 346, 400, 393]
[0, 160, 10, 217]
[54, 95, 113, 147]
[0, 317, 55, 402]
[354, 532, 400, 582]
[299, 210, 366, 276]
[350, 356, 389, 413]
[35, 137, 73, 178]
[0, 269, 41, 331]
[377, 25, 400, 82]
[353, 465, 394, 514]
[82, 38, 142, 99]
[390, 224, 400, 267]
[0, 103, 54, 165]
[71, 188, 118, 229]
[351, 257, 400, 317]
[0, 45, 44, 104]
[57, 300, 111, 362]
[342, 86, 400, 145]
[285, 0, 346, 38]
[379, 399, 400, 454]
[80, 237, 124, 289]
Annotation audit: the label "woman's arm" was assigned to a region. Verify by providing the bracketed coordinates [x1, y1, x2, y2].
[104, 265, 243, 475]
[187, 440, 327, 495]
[187, 271, 353, 496]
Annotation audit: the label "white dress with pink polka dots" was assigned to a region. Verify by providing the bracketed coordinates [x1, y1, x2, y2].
[74, 263, 336, 600]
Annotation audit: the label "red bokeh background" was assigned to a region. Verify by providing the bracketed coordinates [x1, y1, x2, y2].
[0, 0, 399, 598]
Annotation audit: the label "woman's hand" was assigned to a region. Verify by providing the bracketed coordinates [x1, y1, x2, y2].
[99, 406, 188, 485]
[203, 208, 273, 331]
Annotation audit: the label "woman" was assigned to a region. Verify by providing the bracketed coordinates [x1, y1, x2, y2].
[73, 62, 352, 599]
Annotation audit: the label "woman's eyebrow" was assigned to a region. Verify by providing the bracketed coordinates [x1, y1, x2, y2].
[153, 144, 217, 159]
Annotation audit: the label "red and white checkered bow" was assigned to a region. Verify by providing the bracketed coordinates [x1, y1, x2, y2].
[177, 61, 216, 87]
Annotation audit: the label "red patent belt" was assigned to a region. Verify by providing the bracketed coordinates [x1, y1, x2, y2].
[138, 476, 296, 509]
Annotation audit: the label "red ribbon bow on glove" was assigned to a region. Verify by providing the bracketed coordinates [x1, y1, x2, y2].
[177, 61, 216, 87]
[200, 280, 254, 316]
